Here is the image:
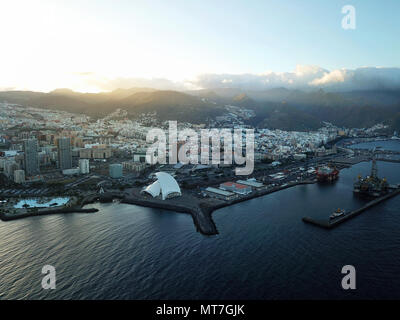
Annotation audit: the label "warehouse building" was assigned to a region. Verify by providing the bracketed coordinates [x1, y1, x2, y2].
[236, 179, 264, 189]
[204, 187, 237, 201]
[219, 182, 252, 195]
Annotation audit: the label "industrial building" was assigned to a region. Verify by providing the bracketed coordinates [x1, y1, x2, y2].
[236, 179, 264, 189]
[204, 187, 237, 201]
[219, 182, 252, 195]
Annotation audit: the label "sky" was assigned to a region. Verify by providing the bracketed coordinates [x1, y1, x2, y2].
[0, 0, 399, 92]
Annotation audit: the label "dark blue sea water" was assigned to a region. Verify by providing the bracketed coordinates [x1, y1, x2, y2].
[1, 141, 400, 299]
[349, 139, 400, 151]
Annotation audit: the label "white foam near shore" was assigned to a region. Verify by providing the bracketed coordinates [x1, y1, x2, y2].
[13, 197, 70, 209]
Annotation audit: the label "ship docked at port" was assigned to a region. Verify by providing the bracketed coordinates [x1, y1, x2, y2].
[354, 148, 388, 197]
[316, 165, 339, 182]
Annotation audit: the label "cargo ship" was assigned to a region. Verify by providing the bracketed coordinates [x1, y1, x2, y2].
[330, 208, 346, 220]
[316, 165, 339, 182]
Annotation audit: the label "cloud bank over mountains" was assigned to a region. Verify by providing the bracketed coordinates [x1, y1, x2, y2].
[191, 65, 400, 92]
[80, 65, 400, 93]
[1, 65, 399, 93]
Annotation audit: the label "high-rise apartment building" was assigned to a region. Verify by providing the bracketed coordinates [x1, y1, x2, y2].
[57, 137, 72, 170]
[23, 139, 40, 176]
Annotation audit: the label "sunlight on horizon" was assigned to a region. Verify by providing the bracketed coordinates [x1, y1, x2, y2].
[1, 0, 399, 92]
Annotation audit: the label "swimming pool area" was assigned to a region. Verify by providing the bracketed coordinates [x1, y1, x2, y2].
[13, 197, 70, 209]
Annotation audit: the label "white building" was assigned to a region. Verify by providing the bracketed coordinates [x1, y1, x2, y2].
[142, 172, 182, 200]
[62, 168, 80, 175]
[79, 159, 90, 174]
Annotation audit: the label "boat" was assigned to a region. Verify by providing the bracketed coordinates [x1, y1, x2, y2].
[316, 165, 339, 182]
[330, 208, 346, 219]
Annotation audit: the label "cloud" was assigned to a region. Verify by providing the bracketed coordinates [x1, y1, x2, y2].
[79, 73, 192, 92]
[311, 67, 400, 91]
[191, 65, 400, 91]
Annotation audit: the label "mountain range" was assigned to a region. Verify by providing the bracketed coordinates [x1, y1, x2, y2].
[1, 87, 400, 131]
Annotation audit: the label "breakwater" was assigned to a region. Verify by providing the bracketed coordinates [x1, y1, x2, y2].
[122, 195, 218, 235]
[123, 180, 316, 236]
[302, 188, 400, 229]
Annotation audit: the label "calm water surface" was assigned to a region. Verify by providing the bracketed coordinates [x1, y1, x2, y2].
[1, 141, 399, 299]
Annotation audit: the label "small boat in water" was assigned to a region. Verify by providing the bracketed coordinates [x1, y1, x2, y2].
[330, 208, 346, 220]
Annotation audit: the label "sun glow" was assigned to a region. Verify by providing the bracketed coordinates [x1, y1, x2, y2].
[0, 1, 202, 92]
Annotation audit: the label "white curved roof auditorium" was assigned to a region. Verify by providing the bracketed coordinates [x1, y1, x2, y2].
[142, 172, 182, 200]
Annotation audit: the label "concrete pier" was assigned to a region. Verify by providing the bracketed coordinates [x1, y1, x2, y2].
[303, 188, 400, 229]
[122, 191, 218, 235]
[122, 180, 315, 236]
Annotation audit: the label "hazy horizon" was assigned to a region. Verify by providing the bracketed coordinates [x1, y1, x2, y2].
[1, 0, 400, 92]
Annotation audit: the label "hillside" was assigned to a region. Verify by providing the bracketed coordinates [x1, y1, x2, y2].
[1, 87, 400, 131]
[0, 88, 225, 124]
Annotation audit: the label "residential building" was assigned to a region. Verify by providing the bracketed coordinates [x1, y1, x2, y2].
[23, 139, 40, 176]
[57, 137, 72, 170]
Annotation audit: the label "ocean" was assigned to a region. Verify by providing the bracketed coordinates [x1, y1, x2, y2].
[1, 140, 399, 299]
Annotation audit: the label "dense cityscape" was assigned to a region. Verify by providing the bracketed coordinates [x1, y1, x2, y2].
[0, 99, 396, 227]
[1, 0, 400, 308]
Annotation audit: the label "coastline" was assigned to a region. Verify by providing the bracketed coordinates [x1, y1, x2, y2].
[0, 206, 98, 221]
[2, 137, 398, 232]
[0, 180, 315, 234]
[122, 180, 316, 236]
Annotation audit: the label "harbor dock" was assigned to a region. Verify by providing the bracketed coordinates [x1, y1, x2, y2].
[123, 180, 316, 236]
[302, 188, 400, 229]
